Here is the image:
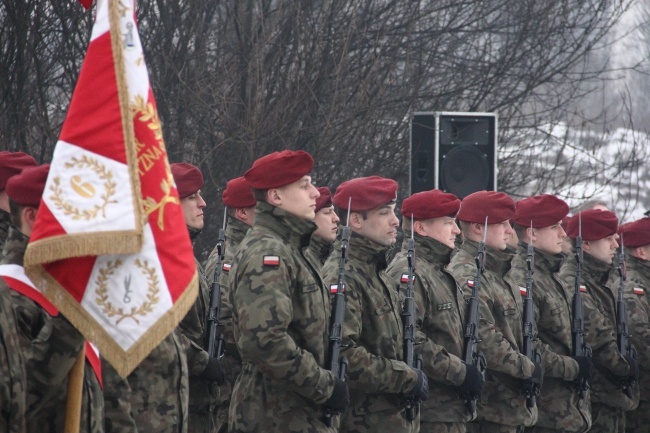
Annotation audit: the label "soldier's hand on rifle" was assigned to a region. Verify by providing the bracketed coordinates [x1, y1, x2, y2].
[571, 356, 593, 383]
[624, 354, 638, 382]
[324, 378, 350, 412]
[404, 368, 429, 402]
[458, 363, 484, 399]
[199, 357, 225, 385]
[521, 361, 543, 393]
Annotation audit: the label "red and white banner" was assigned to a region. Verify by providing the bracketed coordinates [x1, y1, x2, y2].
[24, 0, 197, 377]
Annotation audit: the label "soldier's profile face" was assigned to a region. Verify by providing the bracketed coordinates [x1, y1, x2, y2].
[313, 205, 339, 242]
[485, 220, 513, 251]
[417, 216, 459, 249]
[274, 176, 319, 221]
[180, 190, 206, 230]
[532, 222, 566, 255]
[584, 234, 619, 264]
[353, 203, 399, 246]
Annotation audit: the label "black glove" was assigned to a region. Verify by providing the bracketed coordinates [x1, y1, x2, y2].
[199, 357, 225, 384]
[404, 368, 429, 402]
[624, 354, 638, 382]
[458, 363, 484, 399]
[324, 378, 350, 412]
[521, 361, 543, 395]
[572, 356, 593, 382]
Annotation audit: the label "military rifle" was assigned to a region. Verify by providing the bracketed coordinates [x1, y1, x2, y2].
[402, 215, 423, 421]
[521, 223, 541, 408]
[460, 217, 488, 419]
[323, 201, 351, 427]
[571, 212, 592, 398]
[616, 235, 637, 399]
[205, 207, 227, 359]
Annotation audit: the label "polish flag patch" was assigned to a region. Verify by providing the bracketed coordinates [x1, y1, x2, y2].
[579, 285, 587, 293]
[633, 287, 645, 295]
[330, 284, 345, 293]
[467, 280, 474, 288]
[519, 286, 527, 296]
[222, 263, 232, 273]
[263, 255, 280, 266]
[400, 274, 415, 284]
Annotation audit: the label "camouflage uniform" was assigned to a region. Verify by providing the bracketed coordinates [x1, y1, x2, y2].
[386, 232, 472, 433]
[304, 235, 333, 269]
[0, 273, 26, 433]
[622, 253, 650, 433]
[81, 360, 105, 433]
[103, 323, 189, 432]
[205, 215, 248, 432]
[178, 226, 220, 433]
[322, 232, 420, 433]
[228, 202, 337, 433]
[559, 253, 637, 433]
[1, 225, 100, 433]
[448, 239, 538, 433]
[507, 245, 590, 433]
[0, 208, 10, 251]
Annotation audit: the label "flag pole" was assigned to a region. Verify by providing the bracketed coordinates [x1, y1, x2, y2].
[64, 344, 86, 433]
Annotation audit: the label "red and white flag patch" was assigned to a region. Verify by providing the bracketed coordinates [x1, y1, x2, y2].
[263, 255, 280, 266]
[400, 274, 415, 284]
[633, 287, 645, 295]
[330, 284, 345, 293]
[579, 285, 587, 293]
[222, 263, 231, 273]
[467, 280, 474, 288]
[519, 286, 527, 296]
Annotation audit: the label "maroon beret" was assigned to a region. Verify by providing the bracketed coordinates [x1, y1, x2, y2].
[315, 187, 333, 212]
[456, 190, 515, 224]
[566, 209, 618, 241]
[333, 176, 398, 212]
[222, 176, 255, 208]
[513, 195, 570, 228]
[0, 151, 37, 190]
[6, 164, 50, 208]
[620, 217, 650, 248]
[401, 190, 460, 219]
[244, 150, 313, 190]
[171, 163, 204, 198]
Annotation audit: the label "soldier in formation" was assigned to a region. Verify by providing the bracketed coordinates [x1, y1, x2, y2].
[0, 151, 37, 250]
[305, 186, 339, 268]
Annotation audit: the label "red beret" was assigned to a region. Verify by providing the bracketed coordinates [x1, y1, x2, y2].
[6, 164, 50, 208]
[620, 217, 650, 248]
[244, 150, 313, 189]
[456, 190, 515, 224]
[0, 151, 37, 190]
[222, 176, 255, 208]
[401, 190, 460, 220]
[333, 176, 398, 212]
[315, 187, 333, 212]
[171, 163, 204, 198]
[513, 195, 570, 228]
[566, 209, 618, 241]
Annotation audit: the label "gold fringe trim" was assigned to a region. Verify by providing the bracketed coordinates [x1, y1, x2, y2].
[24, 231, 142, 267]
[24, 264, 199, 379]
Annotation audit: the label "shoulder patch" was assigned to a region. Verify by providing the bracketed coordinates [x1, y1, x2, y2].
[467, 279, 474, 288]
[263, 255, 280, 266]
[222, 263, 232, 272]
[579, 285, 587, 293]
[330, 284, 345, 293]
[633, 287, 645, 295]
[400, 273, 415, 284]
[519, 286, 527, 296]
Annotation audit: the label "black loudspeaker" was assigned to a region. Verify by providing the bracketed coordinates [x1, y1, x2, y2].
[410, 112, 497, 199]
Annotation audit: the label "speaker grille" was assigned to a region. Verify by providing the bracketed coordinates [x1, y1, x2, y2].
[440, 145, 490, 198]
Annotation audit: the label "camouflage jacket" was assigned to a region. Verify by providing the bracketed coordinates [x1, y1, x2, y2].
[386, 232, 470, 424]
[322, 232, 419, 433]
[304, 235, 333, 269]
[448, 239, 538, 427]
[1, 226, 91, 433]
[0, 209, 10, 252]
[558, 253, 636, 410]
[0, 278, 26, 433]
[624, 254, 650, 401]
[103, 330, 189, 433]
[507, 245, 590, 432]
[228, 202, 336, 432]
[178, 226, 219, 421]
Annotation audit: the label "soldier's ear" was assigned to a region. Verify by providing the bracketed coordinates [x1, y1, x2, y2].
[22, 206, 38, 237]
[349, 211, 363, 230]
[266, 188, 282, 206]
